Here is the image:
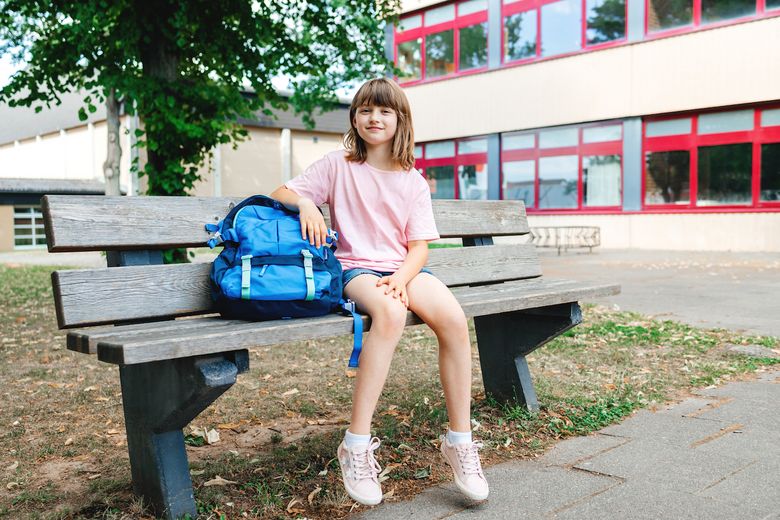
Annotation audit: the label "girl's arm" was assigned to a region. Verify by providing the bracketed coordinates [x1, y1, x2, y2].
[269, 185, 329, 248]
[376, 240, 429, 306]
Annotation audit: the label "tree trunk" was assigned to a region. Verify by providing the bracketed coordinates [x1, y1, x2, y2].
[103, 88, 122, 196]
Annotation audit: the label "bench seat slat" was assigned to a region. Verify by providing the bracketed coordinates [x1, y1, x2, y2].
[52, 244, 541, 328]
[94, 278, 620, 365]
[43, 195, 529, 252]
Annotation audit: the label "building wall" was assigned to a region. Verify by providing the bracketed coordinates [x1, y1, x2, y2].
[0, 206, 13, 251]
[527, 213, 780, 252]
[403, 16, 780, 142]
[290, 131, 344, 178]
[0, 116, 134, 193]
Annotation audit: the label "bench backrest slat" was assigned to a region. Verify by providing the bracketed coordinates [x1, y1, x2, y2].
[43, 196, 529, 252]
[52, 243, 540, 328]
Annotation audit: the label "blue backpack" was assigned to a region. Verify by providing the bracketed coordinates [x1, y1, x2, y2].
[205, 195, 364, 369]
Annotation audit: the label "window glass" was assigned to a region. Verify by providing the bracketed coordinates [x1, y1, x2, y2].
[541, 0, 582, 57]
[414, 145, 423, 157]
[459, 138, 488, 154]
[503, 133, 535, 150]
[427, 166, 456, 199]
[502, 160, 535, 207]
[399, 14, 422, 31]
[583, 124, 622, 143]
[697, 144, 752, 205]
[425, 4, 456, 25]
[698, 110, 753, 134]
[645, 151, 690, 204]
[426, 30, 455, 77]
[586, 0, 626, 45]
[397, 39, 423, 82]
[13, 206, 45, 249]
[583, 155, 621, 206]
[540, 127, 578, 148]
[701, 0, 755, 24]
[504, 10, 537, 61]
[539, 155, 578, 208]
[647, 0, 693, 32]
[459, 22, 488, 70]
[769, 0, 780, 9]
[458, 163, 488, 200]
[459, 0, 488, 16]
[761, 108, 780, 127]
[646, 118, 692, 137]
[426, 140, 456, 158]
[761, 143, 780, 202]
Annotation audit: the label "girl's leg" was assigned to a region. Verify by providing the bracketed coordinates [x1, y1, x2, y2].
[405, 273, 472, 432]
[344, 274, 409, 435]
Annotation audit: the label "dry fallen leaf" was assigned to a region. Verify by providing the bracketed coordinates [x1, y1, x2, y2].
[203, 475, 237, 487]
[5, 461, 18, 472]
[307, 486, 322, 505]
[286, 497, 304, 514]
[64, 438, 74, 446]
[87, 474, 102, 480]
[6, 482, 19, 490]
[281, 388, 299, 397]
[190, 469, 206, 476]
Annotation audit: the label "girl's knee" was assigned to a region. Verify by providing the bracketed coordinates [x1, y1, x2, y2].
[370, 299, 408, 336]
[433, 310, 469, 341]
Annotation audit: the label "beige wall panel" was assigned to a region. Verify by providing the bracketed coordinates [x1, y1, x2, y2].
[404, 17, 780, 141]
[290, 131, 344, 178]
[0, 206, 14, 252]
[220, 128, 282, 197]
[527, 213, 780, 252]
[188, 156, 216, 197]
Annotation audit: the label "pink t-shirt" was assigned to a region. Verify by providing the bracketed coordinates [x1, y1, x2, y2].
[285, 150, 440, 271]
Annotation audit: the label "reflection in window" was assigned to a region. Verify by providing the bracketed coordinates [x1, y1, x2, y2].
[505, 10, 537, 62]
[397, 39, 422, 82]
[459, 23, 488, 70]
[541, 0, 582, 57]
[426, 4, 456, 25]
[583, 155, 621, 206]
[459, 138, 488, 154]
[13, 206, 46, 249]
[458, 163, 488, 200]
[398, 15, 422, 32]
[769, 0, 780, 9]
[539, 155, 578, 208]
[701, 0, 755, 24]
[761, 143, 780, 202]
[459, 0, 488, 16]
[698, 110, 753, 134]
[647, 0, 692, 32]
[426, 166, 456, 199]
[645, 151, 690, 204]
[583, 124, 622, 143]
[762, 109, 780, 127]
[426, 30, 455, 77]
[414, 145, 423, 158]
[646, 118, 692, 137]
[540, 127, 578, 148]
[426, 140, 455, 158]
[503, 160, 535, 207]
[586, 0, 626, 45]
[503, 133, 535, 150]
[698, 144, 751, 205]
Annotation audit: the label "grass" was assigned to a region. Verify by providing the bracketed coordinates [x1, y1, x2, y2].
[0, 264, 777, 519]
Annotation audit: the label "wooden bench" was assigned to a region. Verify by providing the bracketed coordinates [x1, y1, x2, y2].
[42, 195, 619, 519]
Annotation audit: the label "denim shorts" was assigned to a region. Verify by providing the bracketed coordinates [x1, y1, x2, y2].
[342, 267, 435, 289]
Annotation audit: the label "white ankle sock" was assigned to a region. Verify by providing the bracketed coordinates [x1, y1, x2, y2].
[447, 428, 472, 445]
[344, 429, 371, 448]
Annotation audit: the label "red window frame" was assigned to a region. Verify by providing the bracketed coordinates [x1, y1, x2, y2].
[642, 105, 780, 212]
[415, 136, 490, 199]
[644, 0, 779, 38]
[501, 0, 628, 67]
[500, 122, 624, 213]
[395, 1, 490, 86]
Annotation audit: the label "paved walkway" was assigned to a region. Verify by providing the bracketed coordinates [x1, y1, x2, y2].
[356, 249, 780, 520]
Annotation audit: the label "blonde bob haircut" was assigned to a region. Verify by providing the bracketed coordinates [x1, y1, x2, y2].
[343, 78, 416, 171]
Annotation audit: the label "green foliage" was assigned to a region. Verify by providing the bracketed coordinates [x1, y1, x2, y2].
[0, 0, 402, 196]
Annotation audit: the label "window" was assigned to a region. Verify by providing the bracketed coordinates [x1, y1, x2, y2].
[586, 0, 626, 44]
[504, 10, 537, 62]
[541, 0, 582, 56]
[395, 1, 488, 84]
[647, 0, 765, 34]
[647, 0, 692, 32]
[643, 106, 780, 209]
[14, 206, 46, 249]
[769, 0, 780, 9]
[501, 123, 623, 211]
[701, 0, 755, 24]
[416, 136, 490, 200]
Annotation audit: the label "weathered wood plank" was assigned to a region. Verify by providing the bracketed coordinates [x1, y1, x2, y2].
[42, 195, 529, 252]
[96, 278, 620, 365]
[52, 244, 541, 328]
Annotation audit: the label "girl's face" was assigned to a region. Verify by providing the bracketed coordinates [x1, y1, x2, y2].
[353, 105, 398, 147]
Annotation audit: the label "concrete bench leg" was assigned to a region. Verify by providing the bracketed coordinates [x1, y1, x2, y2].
[474, 303, 581, 410]
[118, 350, 249, 519]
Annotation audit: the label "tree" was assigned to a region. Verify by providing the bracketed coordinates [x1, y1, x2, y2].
[0, 0, 400, 198]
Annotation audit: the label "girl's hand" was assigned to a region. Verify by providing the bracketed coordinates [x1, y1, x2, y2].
[298, 198, 328, 248]
[376, 275, 409, 307]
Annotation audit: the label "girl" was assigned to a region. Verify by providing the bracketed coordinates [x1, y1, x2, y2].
[269, 78, 488, 506]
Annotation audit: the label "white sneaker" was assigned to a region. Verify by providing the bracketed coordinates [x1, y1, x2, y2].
[440, 435, 489, 501]
[337, 437, 383, 506]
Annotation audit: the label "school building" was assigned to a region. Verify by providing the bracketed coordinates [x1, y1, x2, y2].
[393, 0, 780, 250]
[0, 90, 349, 251]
